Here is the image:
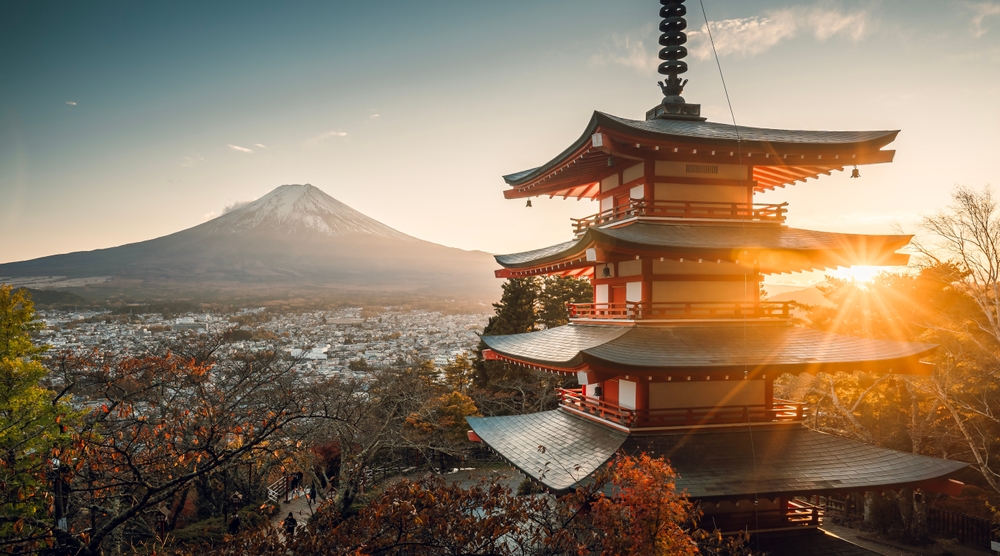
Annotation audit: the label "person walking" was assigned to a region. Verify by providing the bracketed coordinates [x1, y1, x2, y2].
[282, 512, 297, 539]
[228, 513, 241, 535]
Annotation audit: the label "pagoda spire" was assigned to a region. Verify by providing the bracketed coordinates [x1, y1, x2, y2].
[657, 0, 689, 102]
[646, 0, 705, 121]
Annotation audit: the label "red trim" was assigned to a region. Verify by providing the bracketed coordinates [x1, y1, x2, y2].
[483, 349, 587, 375]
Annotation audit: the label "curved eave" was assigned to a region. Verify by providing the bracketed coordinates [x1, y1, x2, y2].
[481, 324, 938, 376]
[502, 111, 899, 199]
[493, 224, 913, 276]
[623, 426, 967, 500]
[467, 412, 966, 496]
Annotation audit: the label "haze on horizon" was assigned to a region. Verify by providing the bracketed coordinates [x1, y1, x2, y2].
[2, 0, 999, 287]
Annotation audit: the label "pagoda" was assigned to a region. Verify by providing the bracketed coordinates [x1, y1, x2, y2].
[467, 0, 966, 541]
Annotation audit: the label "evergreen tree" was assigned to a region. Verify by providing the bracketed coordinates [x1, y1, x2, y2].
[0, 285, 74, 541]
[474, 279, 539, 389]
[538, 276, 592, 328]
[480, 278, 539, 336]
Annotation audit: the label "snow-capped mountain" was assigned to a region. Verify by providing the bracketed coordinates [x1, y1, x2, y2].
[209, 184, 415, 240]
[0, 185, 497, 301]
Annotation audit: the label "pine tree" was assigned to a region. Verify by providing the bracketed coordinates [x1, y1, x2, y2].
[481, 278, 540, 336]
[538, 276, 592, 329]
[473, 279, 539, 389]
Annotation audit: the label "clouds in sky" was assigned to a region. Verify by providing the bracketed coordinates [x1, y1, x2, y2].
[222, 200, 251, 214]
[181, 154, 205, 167]
[306, 130, 348, 145]
[65, 101, 77, 106]
[228, 144, 253, 153]
[254, 143, 267, 149]
[592, 2, 872, 72]
[971, 1, 1000, 37]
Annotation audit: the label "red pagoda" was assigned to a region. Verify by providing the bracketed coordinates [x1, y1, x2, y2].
[467, 0, 966, 547]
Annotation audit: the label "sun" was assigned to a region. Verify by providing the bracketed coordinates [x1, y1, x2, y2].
[830, 265, 882, 284]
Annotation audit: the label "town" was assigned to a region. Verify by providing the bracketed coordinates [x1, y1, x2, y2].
[34, 307, 490, 374]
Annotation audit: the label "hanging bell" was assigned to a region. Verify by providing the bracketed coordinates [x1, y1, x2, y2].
[850, 166, 860, 179]
[526, 199, 532, 208]
[607, 156, 615, 167]
[602, 265, 611, 278]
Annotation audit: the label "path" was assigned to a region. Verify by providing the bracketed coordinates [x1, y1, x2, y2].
[269, 490, 314, 539]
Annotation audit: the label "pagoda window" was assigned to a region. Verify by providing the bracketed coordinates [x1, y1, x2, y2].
[651, 281, 754, 303]
[622, 163, 644, 184]
[600, 196, 614, 212]
[648, 380, 765, 410]
[655, 160, 748, 180]
[630, 183, 645, 200]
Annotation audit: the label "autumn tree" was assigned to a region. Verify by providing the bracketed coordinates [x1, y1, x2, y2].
[8, 332, 362, 556]
[182, 453, 748, 556]
[0, 286, 76, 552]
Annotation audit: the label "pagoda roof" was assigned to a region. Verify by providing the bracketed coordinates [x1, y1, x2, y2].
[495, 222, 911, 275]
[481, 323, 936, 376]
[466, 410, 966, 495]
[502, 111, 898, 199]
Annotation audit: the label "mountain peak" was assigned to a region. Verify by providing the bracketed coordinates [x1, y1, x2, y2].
[208, 184, 414, 240]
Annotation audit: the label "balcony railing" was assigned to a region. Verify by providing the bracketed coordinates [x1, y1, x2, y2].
[572, 199, 787, 235]
[557, 388, 809, 429]
[568, 301, 792, 322]
[707, 499, 822, 533]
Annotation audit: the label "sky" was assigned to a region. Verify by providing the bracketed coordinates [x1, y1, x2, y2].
[2, 0, 999, 286]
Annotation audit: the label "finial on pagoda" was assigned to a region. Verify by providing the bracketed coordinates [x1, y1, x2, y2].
[646, 0, 705, 121]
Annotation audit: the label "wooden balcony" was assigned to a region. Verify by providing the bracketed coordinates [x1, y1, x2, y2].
[568, 301, 792, 322]
[572, 200, 788, 235]
[557, 388, 809, 429]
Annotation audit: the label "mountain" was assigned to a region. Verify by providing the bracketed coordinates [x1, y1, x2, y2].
[0, 184, 499, 302]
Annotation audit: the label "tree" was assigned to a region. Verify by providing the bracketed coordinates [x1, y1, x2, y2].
[14, 332, 363, 556]
[537, 276, 592, 329]
[472, 278, 568, 415]
[184, 453, 739, 556]
[481, 278, 540, 338]
[441, 354, 474, 393]
[404, 390, 481, 471]
[0, 286, 75, 552]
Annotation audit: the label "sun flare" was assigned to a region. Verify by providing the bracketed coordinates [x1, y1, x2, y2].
[830, 265, 882, 284]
